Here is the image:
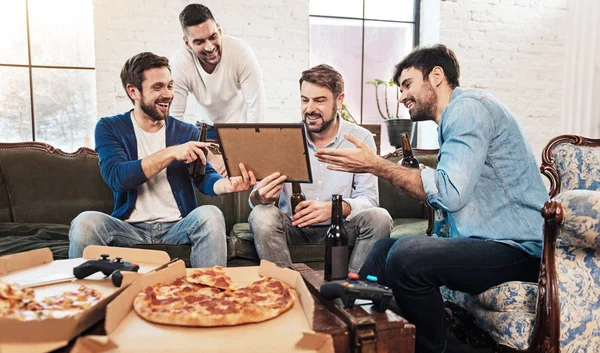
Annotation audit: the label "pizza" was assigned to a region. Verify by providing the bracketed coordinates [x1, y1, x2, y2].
[133, 269, 295, 327]
[185, 266, 235, 290]
[0, 280, 104, 321]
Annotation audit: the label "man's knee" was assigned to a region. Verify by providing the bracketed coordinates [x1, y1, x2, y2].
[69, 211, 108, 241]
[354, 207, 393, 236]
[385, 236, 435, 278]
[188, 205, 225, 225]
[248, 204, 283, 232]
[69, 211, 111, 258]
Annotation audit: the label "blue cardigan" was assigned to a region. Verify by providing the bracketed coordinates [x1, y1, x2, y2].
[95, 111, 222, 220]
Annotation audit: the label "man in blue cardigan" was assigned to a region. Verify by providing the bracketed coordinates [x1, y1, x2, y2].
[68, 52, 256, 268]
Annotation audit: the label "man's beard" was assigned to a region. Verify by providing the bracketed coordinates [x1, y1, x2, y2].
[408, 81, 438, 122]
[140, 98, 169, 122]
[303, 104, 338, 133]
[199, 46, 221, 66]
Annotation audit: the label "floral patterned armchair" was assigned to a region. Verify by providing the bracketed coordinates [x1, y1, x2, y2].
[438, 134, 600, 353]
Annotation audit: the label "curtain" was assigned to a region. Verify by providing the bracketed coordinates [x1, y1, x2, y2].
[562, 0, 600, 138]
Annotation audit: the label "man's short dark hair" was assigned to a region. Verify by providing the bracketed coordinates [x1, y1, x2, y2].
[120, 52, 170, 103]
[393, 44, 460, 89]
[179, 4, 215, 30]
[299, 64, 344, 98]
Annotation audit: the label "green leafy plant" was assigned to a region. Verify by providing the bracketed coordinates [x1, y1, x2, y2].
[339, 103, 358, 124]
[366, 78, 403, 120]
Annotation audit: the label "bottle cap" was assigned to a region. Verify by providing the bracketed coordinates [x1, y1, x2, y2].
[366, 275, 378, 282]
[347, 273, 359, 280]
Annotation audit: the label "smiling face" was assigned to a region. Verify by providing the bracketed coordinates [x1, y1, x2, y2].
[131, 66, 174, 122]
[183, 19, 223, 72]
[398, 67, 438, 122]
[300, 81, 343, 134]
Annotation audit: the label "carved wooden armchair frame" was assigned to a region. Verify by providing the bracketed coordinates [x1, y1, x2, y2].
[442, 134, 600, 353]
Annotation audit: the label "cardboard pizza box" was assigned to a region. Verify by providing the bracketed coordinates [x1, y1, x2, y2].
[0, 246, 171, 353]
[72, 260, 334, 353]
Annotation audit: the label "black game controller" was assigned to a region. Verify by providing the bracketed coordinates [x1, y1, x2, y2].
[320, 273, 393, 311]
[73, 254, 140, 287]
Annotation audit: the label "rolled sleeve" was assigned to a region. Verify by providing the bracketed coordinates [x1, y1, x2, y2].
[421, 167, 439, 207]
[345, 197, 375, 221]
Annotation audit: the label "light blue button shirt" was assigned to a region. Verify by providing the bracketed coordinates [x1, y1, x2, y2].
[250, 119, 379, 224]
[420, 88, 548, 257]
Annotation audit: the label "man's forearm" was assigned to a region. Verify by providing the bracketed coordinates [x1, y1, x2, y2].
[370, 158, 428, 202]
[141, 148, 176, 179]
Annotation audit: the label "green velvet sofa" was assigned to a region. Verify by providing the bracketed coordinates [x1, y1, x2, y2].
[0, 141, 437, 268]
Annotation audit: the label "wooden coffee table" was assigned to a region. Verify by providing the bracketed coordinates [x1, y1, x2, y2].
[292, 263, 415, 353]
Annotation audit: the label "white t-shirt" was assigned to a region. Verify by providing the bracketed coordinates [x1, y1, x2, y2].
[126, 116, 182, 223]
[170, 35, 266, 124]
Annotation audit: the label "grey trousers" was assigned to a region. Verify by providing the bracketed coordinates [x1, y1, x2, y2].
[248, 205, 393, 273]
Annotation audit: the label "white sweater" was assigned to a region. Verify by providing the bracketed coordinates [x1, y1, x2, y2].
[170, 35, 266, 124]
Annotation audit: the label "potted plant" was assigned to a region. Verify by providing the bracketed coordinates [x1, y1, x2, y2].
[366, 78, 413, 149]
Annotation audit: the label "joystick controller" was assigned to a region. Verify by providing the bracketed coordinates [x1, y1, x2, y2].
[319, 273, 393, 311]
[73, 254, 139, 287]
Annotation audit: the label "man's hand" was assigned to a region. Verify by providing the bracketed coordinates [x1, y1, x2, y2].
[208, 151, 228, 177]
[170, 141, 212, 164]
[250, 172, 288, 206]
[314, 133, 382, 173]
[291, 200, 331, 228]
[214, 163, 256, 194]
[142, 141, 212, 179]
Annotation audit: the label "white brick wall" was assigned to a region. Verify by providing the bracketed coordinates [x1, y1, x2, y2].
[93, 0, 308, 122]
[439, 0, 569, 161]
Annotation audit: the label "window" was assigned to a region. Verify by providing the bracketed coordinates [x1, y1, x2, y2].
[0, 0, 96, 152]
[309, 0, 420, 154]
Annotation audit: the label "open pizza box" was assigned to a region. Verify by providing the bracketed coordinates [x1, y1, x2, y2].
[0, 245, 171, 353]
[72, 260, 334, 353]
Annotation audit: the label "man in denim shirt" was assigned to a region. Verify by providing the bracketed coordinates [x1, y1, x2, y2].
[316, 45, 548, 353]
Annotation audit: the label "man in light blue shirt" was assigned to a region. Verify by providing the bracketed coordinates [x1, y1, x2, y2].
[315, 45, 548, 353]
[248, 64, 392, 273]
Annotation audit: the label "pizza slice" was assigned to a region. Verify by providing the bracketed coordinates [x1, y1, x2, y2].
[0, 281, 35, 301]
[186, 266, 236, 290]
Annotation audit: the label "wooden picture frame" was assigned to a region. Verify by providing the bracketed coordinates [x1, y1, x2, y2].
[214, 123, 313, 183]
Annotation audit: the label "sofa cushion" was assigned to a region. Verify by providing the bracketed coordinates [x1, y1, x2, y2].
[391, 218, 429, 237]
[0, 222, 69, 259]
[441, 282, 538, 350]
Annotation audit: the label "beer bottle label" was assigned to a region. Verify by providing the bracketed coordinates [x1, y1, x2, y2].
[331, 246, 349, 280]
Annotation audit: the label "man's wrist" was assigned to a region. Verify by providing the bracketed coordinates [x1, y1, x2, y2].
[367, 156, 387, 176]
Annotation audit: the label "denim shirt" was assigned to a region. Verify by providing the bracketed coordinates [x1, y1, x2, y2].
[420, 88, 548, 257]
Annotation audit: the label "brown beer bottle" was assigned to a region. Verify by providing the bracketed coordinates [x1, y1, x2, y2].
[290, 182, 306, 215]
[324, 194, 349, 281]
[400, 132, 420, 169]
[189, 123, 209, 180]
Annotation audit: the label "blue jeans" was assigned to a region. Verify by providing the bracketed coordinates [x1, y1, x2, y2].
[68, 206, 227, 268]
[359, 236, 540, 353]
[249, 205, 393, 273]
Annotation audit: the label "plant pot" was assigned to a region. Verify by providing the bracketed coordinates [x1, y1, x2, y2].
[384, 119, 413, 149]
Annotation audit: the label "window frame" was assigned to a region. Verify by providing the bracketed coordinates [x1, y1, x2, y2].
[309, 0, 421, 123]
[0, 0, 95, 141]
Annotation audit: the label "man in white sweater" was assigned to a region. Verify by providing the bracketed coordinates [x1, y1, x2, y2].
[170, 3, 266, 175]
